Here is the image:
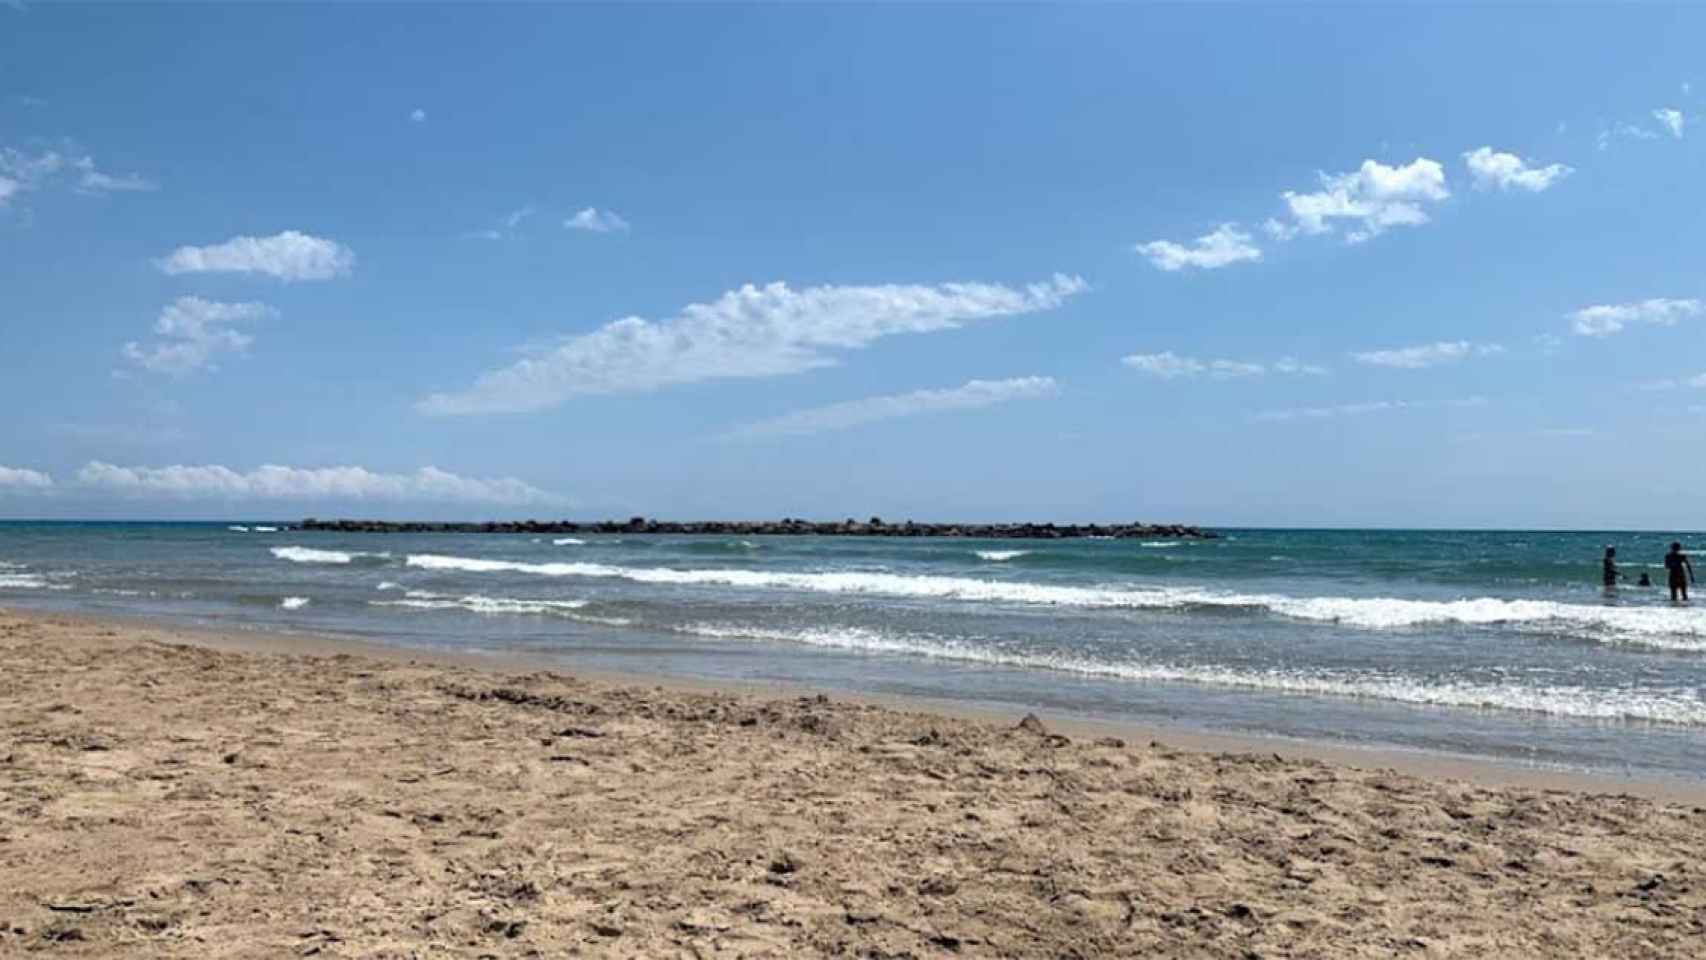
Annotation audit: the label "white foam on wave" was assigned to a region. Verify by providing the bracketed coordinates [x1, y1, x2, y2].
[1141, 541, 1182, 549]
[0, 573, 53, 589]
[552, 538, 586, 546]
[401, 552, 1706, 647]
[228, 525, 250, 532]
[271, 546, 390, 565]
[975, 550, 1030, 562]
[253, 526, 278, 533]
[370, 590, 617, 621]
[376, 581, 401, 591]
[280, 596, 311, 610]
[679, 622, 1706, 726]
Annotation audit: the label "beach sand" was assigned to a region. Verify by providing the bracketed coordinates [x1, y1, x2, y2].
[2, 610, 1704, 957]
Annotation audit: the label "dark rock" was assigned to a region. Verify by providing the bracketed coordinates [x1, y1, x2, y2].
[295, 516, 1219, 541]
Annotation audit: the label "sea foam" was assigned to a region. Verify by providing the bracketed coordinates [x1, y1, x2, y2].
[975, 550, 1030, 561]
[401, 552, 1706, 646]
[280, 596, 311, 610]
[271, 546, 390, 565]
[678, 622, 1706, 726]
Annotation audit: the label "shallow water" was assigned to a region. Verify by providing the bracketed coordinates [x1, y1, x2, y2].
[3, 522, 1704, 779]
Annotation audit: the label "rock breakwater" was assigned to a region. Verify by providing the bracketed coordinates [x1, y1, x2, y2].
[297, 517, 1218, 540]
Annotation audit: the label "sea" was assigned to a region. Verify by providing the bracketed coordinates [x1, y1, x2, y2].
[3, 521, 1704, 781]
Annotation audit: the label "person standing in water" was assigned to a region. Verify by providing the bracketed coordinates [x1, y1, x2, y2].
[1665, 542, 1695, 602]
[1602, 546, 1622, 589]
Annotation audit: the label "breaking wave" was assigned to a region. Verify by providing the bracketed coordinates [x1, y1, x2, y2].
[975, 550, 1030, 562]
[369, 589, 625, 622]
[677, 622, 1706, 726]
[280, 596, 311, 610]
[271, 546, 391, 566]
[401, 552, 1706, 648]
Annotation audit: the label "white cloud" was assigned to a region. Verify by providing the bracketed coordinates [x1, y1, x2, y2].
[469, 205, 535, 241]
[1462, 147, 1571, 192]
[1135, 223, 1261, 271]
[72, 155, 156, 194]
[1654, 108, 1685, 138]
[722, 376, 1059, 441]
[0, 145, 156, 205]
[0, 465, 52, 491]
[410, 108, 427, 123]
[418, 274, 1088, 415]
[0, 146, 64, 204]
[1352, 340, 1504, 369]
[76, 462, 561, 506]
[1272, 357, 1331, 376]
[565, 207, 630, 233]
[1251, 395, 1486, 423]
[1274, 157, 1450, 244]
[157, 230, 354, 281]
[122, 296, 275, 376]
[1636, 373, 1706, 391]
[1122, 351, 1327, 379]
[1571, 298, 1702, 337]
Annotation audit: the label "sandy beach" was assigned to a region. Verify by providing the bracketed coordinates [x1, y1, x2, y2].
[3, 609, 1705, 957]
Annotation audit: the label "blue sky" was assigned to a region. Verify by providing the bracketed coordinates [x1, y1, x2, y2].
[1, 4, 1702, 527]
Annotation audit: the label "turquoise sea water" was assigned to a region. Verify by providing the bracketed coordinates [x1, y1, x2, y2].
[3, 522, 1704, 780]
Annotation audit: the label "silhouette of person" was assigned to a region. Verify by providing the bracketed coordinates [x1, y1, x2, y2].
[1664, 542, 1696, 602]
[1638, 572, 1653, 588]
[1602, 546, 1621, 588]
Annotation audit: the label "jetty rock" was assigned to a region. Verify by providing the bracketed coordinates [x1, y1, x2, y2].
[294, 518, 1219, 540]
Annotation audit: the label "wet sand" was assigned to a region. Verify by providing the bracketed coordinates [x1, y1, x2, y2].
[3, 608, 1704, 956]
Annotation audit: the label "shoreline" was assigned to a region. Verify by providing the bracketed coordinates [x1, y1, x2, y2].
[14, 604, 1706, 804]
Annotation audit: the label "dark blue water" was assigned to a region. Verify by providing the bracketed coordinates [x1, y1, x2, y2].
[3, 522, 1704, 780]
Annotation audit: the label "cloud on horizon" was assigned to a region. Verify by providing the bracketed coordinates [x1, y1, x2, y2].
[0, 465, 53, 491]
[157, 230, 354, 281]
[721, 376, 1059, 441]
[417, 274, 1089, 415]
[75, 462, 561, 506]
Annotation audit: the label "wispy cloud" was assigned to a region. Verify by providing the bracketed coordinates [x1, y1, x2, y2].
[1635, 372, 1706, 391]
[721, 376, 1059, 441]
[1267, 157, 1449, 244]
[157, 230, 354, 281]
[76, 462, 562, 506]
[410, 107, 427, 123]
[121, 297, 275, 376]
[1653, 107, 1686, 139]
[1462, 147, 1571, 192]
[418, 274, 1088, 415]
[0, 145, 156, 205]
[1352, 340, 1504, 369]
[564, 207, 630, 233]
[1135, 223, 1261, 272]
[1122, 351, 1326, 379]
[468, 205, 536, 241]
[0, 465, 52, 491]
[1251, 396, 1486, 423]
[1571, 298, 1702, 337]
